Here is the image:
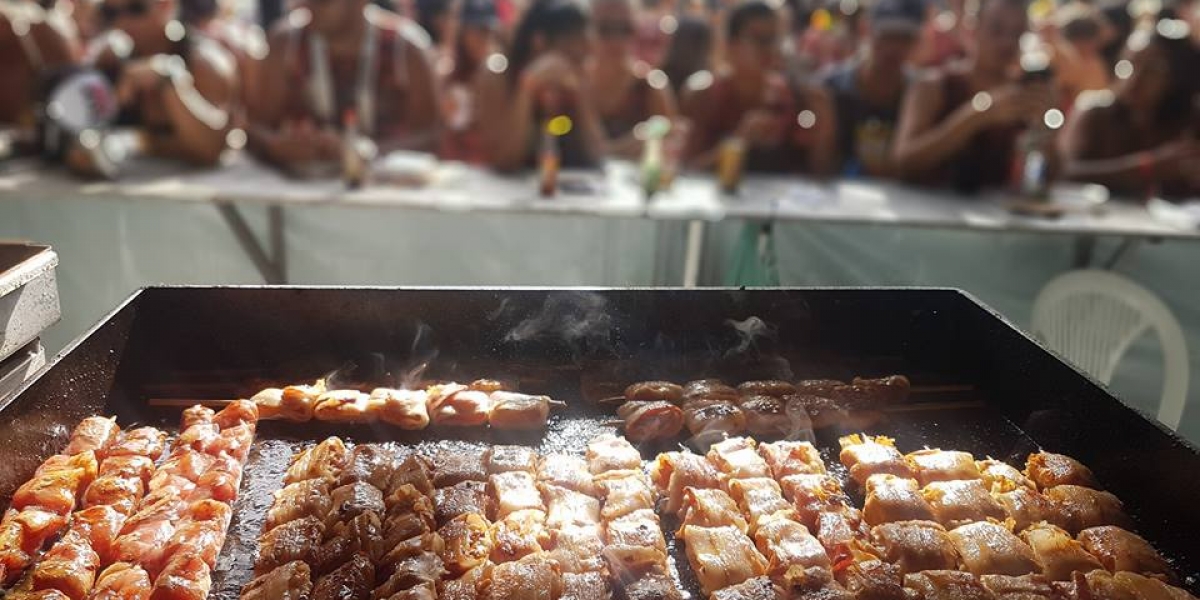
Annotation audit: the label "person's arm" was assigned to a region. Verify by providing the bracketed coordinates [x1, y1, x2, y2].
[1059, 103, 1193, 192]
[141, 46, 236, 165]
[244, 27, 338, 168]
[605, 79, 680, 160]
[890, 73, 978, 179]
[378, 36, 442, 154]
[800, 85, 838, 177]
[681, 84, 723, 169]
[475, 69, 537, 171]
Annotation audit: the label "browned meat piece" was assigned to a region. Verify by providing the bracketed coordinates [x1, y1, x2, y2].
[1025, 453, 1099, 490]
[649, 451, 722, 515]
[14, 452, 98, 515]
[618, 401, 685, 443]
[737, 380, 798, 398]
[1020, 523, 1102, 581]
[814, 506, 865, 556]
[314, 511, 384, 574]
[680, 524, 769, 597]
[30, 530, 100, 600]
[264, 479, 331, 533]
[439, 566, 485, 600]
[438, 513, 493, 578]
[709, 437, 772, 479]
[779, 474, 849, 531]
[383, 512, 435, 550]
[625, 381, 684, 403]
[327, 482, 385, 528]
[623, 571, 684, 600]
[369, 388, 429, 430]
[839, 435, 914, 485]
[995, 487, 1057, 533]
[604, 508, 667, 555]
[1043, 485, 1131, 534]
[284, 438, 349, 485]
[311, 554, 374, 600]
[376, 582, 436, 600]
[904, 571, 997, 600]
[863, 475, 936, 526]
[546, 523, 606, 574]
[108, 428, 168, 461]
[585, 435, 642, 474]
[479, 554, 562, 600]
[870, 521, 959, 575]
[239, 561, 312, 600]
[488, 392, 553, 431]
[388, 456, 435, 497]
[384, 484, 435, 528]
[378, 533, 444, 572]
[727, 477, 793, 533]
[254, 516, 324, 575]
[758, 441, 827, 479]
[979, 574, 1058, 600]
[66, 417, 121, 457]
[434, 481, 492, 525]
[537, 455, 597, 496]
[684, 380, 740, 403]
[541, 484, 601, 530]
[923, 480, 1006, 529]
[977, 460, 1035, 494]
[712, 576, 785, 600]
[685, 402, 747, 442]
[738, 396, 793, 438]
[489, 471, 543, 518]
[753, 517, 831, 579]
[948, 522, 1041, 577]
[89, 562, 152, 600]
[1077, 526, 1176, 582]
[906, 449, 981, 486]
[560, 572, 611, 600]
[484, 446, 538, 474]
[338, 445, 401, 490]
[372, 552, 444, 600]
[432, 450, 488, 488]
[594, 470, 655, 522]
[837, 559, 906, 600]
[83, 475, 143, 517]
[489, 509, 548, 563]
[427, 386, 491, 427]
[680, 488, 748, 532]
[313, 391, 374, 423]
[69, 505, 126, 566]
[148, 554, 212, 600]
[1107, 572, 1198, 600]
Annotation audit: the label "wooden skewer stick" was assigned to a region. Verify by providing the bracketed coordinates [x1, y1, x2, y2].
[150, 394, 570, 410]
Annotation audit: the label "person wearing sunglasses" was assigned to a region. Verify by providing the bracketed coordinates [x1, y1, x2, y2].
[681, 0, 837, 175]
[0, 0, 81, 127]
[247, 0, 441, 173]
[589, 0, 678, 159]
[474, 0, 606, 171]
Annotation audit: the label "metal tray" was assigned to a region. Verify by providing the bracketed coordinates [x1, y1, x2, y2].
[1, 287, 1198, 598]
[0, 243, 60, 363]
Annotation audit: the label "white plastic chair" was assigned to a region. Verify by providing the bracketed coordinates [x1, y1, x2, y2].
[1031, 269, 1189, 430]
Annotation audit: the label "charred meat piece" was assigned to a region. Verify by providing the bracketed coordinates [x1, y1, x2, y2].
[254, 516, 324, 575]
[326, 482, 386, 528]
[239, 561, 312, 600]
[432, 450, 488, 488]
[434, 481, 492, 526]
[618, 401, 685, 443]
[264, 479, 332, 532]
[870, 520, 960, 575]
[1025, 453, 1099, 491]
[310, 553, 374, 600]
[624, 381, 684, 403]
[338, 445, 401, 490]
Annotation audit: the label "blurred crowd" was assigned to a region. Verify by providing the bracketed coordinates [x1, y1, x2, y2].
[2, 0, 1199, 197]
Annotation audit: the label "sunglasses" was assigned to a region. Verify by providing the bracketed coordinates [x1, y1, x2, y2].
[597, 22, 635, 39]
[101, 0, 150, 23]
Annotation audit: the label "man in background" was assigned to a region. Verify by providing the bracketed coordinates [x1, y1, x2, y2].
[0, 0, 81, 127]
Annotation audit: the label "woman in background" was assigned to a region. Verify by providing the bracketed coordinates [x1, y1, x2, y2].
[474, 0, 606, 170]
[1059, 16, 1200, 198]
[589, 0, 678, 158]
[659, 14, 712, 97]
[440, 0, 499, 161]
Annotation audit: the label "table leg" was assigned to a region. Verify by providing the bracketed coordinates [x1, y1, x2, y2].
[1072, 235, 1097, 268]
[216, 203, 288, 284]
[683, 220, 705, 288]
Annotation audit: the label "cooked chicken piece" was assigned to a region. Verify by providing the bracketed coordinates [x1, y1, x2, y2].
[977, 460, 1035, 494]
[326, 482, 386, 528]
[15, 451, 98, 515]
[738, 380, 798, 398]
[1109, 572, 1198, 600]
[604, 508, 667, 554]
[586, 435, 643, 474]
[439, 565, 486, 600]
[438, 513, 493, 578]
[65, 505, 125, 566]
[813, 506, 865, 555]
[480, 554, 562, 600]
[1077, 527, 1176, 581]
[369, 388, 430, 430]
[387, 455, 435, 498]
[313, 390, 375, 423]
[181, 406, 215, 429]
[739, 396, 795, 439]
[753, 517, 831, 578]
[708, 437, 772, 479]
[84, 475, 144, 517]
[239, 561, 312, 600]
[995, 487, 1057, 533]
[487, 508, 547, 563]
[284, 438, 349, 485]
[712, 576, 785, 600]
[98, 456, 155, 485]
[863, 475, 936, 526]
[593, 470, 655, 521]
[481, 446, 536, 475]
[249, 388, 288, 422]
[683, 401, 748, 445]
[111, 501, 182, 576]
[680, 524, 769, 597]
[625, 381, 685, 403]
[373, 552, 445, 599]
[254, 516, 324, 575]
[905, 449, 981, 486]
[779, 474, 849, 531]
[1042, 485, 1130, 534]
[175, 421, 223, 455]
[904, 570, 997, 600]
[618, 401, 686, 443]
[279, 383, 326, 422]
[870, 520, 959, 574]
[148, 554, 211, 600]
[263, 479, 332, 532]
[923, 479, 1006, 529]
[649, 451, 723, 515]
[338, 445, 401, 490]
[979, 574, 1058, 600]
[434, 481, 492, 526]
[839, 435, 914, 485]
[488, 471, 543, 518]
[206, 422, 254, 463]
[213, 398, 259, 430]
[1025, 453, 1099, 491]
[162, 501, 231, 569]
[560, 571, 612, 600]
[0, 508, 69, 585]
[378, 582, 436, 600]
[150, 450, 215, 490]
[546, 523, 606, 574]
[377, 533, 444, 573]
[541, 484, 601, 529]
[1019, 522, 1102, 581]
[66, 417, 121, 457]
[433, 450, 489, 488]
[536, 454, 597, 496]
[837, 559, 906, 600]
[758, 441, 827, 479]
[30, 530, 100, 600]
[428, 386, 491, 427]
[108, 428, 168, 461]
[310, 553, 374, 600]
[949, 522, 1041, 577]
[726, 477, 793, 533]
[680, 488, 749, 532]
[90, 562, 153, 600]
[622, 571, 684, 600]
[488, 391, 554, 430]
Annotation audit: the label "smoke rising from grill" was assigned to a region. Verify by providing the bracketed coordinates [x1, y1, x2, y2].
[500, 292, 619, 358]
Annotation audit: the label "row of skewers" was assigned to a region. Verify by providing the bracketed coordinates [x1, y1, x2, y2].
[0, 400, 259, 600]
[648, 434, 1194, 599]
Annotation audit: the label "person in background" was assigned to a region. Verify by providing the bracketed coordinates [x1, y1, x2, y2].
[0, 0, 81, 126]
[913, 0, 966, 68]
[179, 0, 267, 116]
[1050, 2, 1111, 108]
[821, 0, 923, 177]
[891, 0, 1055, 192]
[248, 0, 441, 173]
[474, 0, 606, 171]
[440, 0, 498, 161]
[589, 0, 678, 158]
[658, 14, 712, 97]
[415, 0, 455, 67]
[1059, 15, 1200, 198]
[682, 0, 837, 175]
[1097, 0, 1133, 67]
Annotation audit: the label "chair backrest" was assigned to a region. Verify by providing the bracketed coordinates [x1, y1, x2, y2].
[1031, 269, 1189, 430]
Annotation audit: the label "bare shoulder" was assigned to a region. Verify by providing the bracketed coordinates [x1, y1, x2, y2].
[367, 6, 432, 52]
[190, 36, 237, 85]
[265, 8, 309, 50]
